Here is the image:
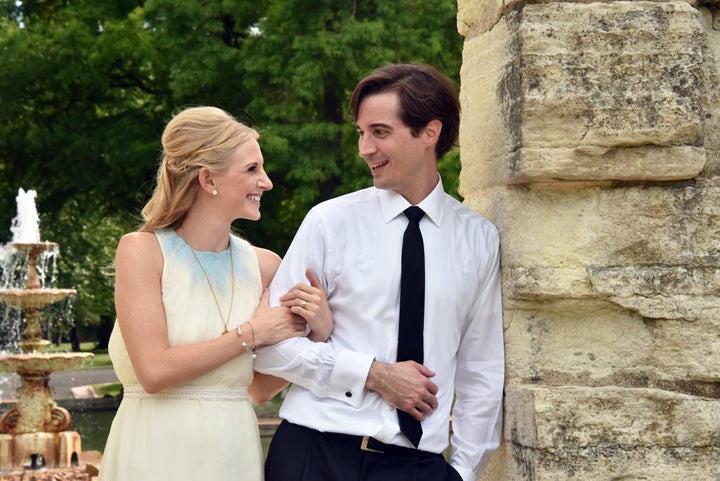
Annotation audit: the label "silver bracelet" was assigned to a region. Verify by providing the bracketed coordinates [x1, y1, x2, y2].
[236, 323, 257, 359]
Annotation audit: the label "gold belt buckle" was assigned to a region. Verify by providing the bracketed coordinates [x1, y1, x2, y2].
[360, 436, 384, 453]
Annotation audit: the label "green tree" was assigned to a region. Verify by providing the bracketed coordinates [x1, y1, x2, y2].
[0, 0, 462, 340]
[0, 0, 164, 341]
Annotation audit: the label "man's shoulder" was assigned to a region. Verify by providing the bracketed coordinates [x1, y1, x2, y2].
[442, 195, 500, 237]
[308, 187, 378, 217]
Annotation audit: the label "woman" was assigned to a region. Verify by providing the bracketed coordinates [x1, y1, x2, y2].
[98, 106, 332, 481]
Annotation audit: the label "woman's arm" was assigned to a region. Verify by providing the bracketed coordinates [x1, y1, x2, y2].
[115, 232, 250, 393]
[248, 373, 290, 405]
[250, 246, 291, 404]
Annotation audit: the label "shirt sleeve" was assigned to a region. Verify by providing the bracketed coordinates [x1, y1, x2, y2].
[449, 226, 505, 481]
[252, 208, 375, 407]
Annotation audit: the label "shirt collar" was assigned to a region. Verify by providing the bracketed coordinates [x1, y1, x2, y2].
[379, 175, 445, 227]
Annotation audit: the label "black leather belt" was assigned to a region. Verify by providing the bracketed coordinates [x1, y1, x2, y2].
[286, 421, 436, 458]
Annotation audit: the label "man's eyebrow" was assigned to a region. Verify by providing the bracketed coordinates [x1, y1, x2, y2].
[356, 122, 394, 130]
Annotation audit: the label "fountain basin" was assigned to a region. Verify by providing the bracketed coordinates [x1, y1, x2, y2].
[0, 353, 93, 375]
[0, 289, 76, 311]
[0, 431, 84, 477]
[0, 353, 95, 434]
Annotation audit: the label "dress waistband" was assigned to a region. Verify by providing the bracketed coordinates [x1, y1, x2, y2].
[123, 384, 249, 401]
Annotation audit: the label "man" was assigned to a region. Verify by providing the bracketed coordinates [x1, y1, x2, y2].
[254, 63, 504, 481]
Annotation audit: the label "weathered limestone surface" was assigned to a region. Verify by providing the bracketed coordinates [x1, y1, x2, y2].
[462, 0, 706, 190]
[458, 0, 720, 479]
[489, 386, 720, 481]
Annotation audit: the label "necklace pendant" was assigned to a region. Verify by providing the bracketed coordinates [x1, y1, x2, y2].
[188, 239, 235, 336]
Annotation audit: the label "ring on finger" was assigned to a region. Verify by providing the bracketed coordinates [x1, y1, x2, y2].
[300, 300, 307, 307]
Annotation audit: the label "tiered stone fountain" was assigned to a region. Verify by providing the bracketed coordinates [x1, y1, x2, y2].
[0, 189, 94, 480]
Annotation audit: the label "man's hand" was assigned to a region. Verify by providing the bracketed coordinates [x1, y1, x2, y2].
[365, 360, 438, 421]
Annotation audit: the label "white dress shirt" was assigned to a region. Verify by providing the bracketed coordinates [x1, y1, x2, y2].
[254, 178, 504, 481]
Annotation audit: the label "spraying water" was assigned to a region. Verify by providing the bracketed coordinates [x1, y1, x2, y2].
[10, 188, 41, 243]
[0, 188, 65, 353]
[1, 189, 41, 353]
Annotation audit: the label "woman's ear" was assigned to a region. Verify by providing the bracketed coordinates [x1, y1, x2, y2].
[197, 167, 217, 195]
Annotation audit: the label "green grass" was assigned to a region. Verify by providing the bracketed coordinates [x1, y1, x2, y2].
[46, 341, 113, 369]
[84, 348, 112, 369]
[92, 382, 123, 397]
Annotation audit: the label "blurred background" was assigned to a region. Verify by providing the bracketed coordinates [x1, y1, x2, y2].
[0, 0, 463, 348]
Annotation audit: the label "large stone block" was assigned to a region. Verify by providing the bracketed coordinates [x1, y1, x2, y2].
[502, 300, 655, 384]
[487, 385, 720, 480]
[503, 300, 720, 389]
[466, 183, 720, 273]
[506, 385, 720, 449]
[460, 20, 518, 199]
[460, 1, 706, 190]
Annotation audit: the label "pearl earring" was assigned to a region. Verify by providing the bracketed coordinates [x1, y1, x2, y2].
[212, 189, 218, 196]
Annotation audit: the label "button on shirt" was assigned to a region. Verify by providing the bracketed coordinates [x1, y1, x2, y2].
[254, 178, 504, 481]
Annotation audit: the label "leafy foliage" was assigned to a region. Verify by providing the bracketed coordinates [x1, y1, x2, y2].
[0, 0, 462, 335]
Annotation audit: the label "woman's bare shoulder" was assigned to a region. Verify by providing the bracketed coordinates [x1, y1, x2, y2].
[253, 246, 281, 264]
[119, 230, 157, 243]
[252, 246, 281, 288]
[116, 231, 162, 264]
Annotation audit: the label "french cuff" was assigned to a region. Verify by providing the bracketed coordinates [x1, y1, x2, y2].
[452, 465, 476, 481]
[327, 349, 374, 408]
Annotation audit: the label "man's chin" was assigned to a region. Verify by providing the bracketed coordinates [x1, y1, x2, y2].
[371, 177, 389, 190]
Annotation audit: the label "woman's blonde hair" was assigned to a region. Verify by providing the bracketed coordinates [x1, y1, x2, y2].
[139, 106, 259, 232]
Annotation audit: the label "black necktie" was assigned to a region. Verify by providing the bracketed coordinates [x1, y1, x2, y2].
[397, 206, 425, 447]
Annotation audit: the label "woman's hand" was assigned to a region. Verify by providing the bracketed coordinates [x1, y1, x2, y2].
[250, 290, 307, 347]
[279, 269, 334, 341]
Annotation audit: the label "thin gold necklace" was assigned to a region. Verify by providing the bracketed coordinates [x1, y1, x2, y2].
[189, 240, 234, 334]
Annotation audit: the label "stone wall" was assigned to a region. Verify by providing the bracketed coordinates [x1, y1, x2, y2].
[457, 0, 720, 479]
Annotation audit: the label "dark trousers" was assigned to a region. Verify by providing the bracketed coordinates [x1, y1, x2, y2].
[265, 420, 463, 481]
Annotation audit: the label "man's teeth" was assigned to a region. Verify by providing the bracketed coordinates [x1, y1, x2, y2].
[248, 195, 260, 201]
[371, 161, 389, 170]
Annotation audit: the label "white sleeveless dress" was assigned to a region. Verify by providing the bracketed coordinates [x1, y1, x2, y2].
[98, 229, 263, 481]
